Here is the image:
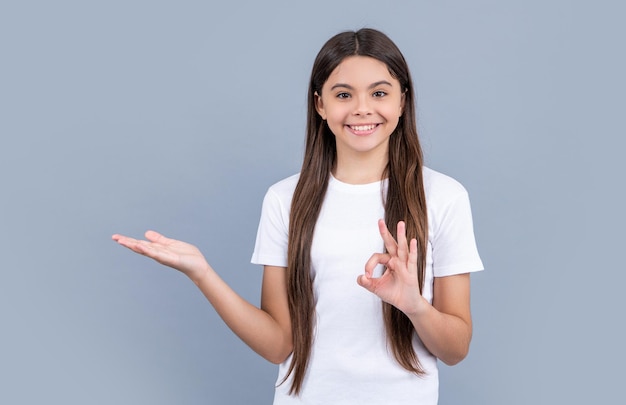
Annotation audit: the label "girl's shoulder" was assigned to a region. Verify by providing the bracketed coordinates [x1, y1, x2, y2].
[263, 173, 301, 209]
[422, 166, 470, 205]
[267, 173, 300, 195]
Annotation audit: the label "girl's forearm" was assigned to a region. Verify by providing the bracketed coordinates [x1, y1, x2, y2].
[190, 265, 293, 364]
[406, 300, 472, 365]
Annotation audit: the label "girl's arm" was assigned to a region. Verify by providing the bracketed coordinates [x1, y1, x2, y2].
[357, 220, 472, 365]
[406, 273, 472, 365]
[112, 231, 293, 364]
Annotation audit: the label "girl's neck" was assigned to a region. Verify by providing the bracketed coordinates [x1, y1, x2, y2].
[332, 153, 388, 185]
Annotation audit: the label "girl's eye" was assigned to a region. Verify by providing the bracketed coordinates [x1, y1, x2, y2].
[336, 92, 350, 99]
[372, 90, 387, 98]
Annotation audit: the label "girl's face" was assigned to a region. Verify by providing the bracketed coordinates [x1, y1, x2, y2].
[315, 56, 405, 162]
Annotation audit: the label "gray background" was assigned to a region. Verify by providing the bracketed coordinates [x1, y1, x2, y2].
[1, 1, 624, 404]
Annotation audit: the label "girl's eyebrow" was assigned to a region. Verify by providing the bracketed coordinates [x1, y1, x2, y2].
[330, 80, 393, 91]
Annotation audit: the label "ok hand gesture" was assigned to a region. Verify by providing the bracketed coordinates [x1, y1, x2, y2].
[357, 220, 427, 316]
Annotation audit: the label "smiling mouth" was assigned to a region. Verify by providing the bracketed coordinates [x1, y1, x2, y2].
[348, 124, 378, 131]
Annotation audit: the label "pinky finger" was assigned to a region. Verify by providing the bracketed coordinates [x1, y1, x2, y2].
[408, 238, 418, 267]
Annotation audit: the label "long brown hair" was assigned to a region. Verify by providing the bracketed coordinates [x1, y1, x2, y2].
[285, 28, 428, 395]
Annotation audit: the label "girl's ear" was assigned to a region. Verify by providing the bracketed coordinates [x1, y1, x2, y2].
[314, 91, 326, 120]
[400, 89, 407, 117]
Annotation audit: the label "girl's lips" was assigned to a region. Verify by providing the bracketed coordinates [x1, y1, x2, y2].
[346, 123, 380, 135]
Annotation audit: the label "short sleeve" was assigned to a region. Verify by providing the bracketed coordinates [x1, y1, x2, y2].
[250, 188, 290, 267]
[431, 190, 484, 277]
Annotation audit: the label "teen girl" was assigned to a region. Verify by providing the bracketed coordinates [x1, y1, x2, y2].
[113, 28, 483, 404]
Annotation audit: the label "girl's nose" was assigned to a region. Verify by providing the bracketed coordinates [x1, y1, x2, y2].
[353, 95, 372, 115]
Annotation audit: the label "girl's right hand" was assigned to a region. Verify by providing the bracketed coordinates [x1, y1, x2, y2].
[113, 231, 293, 364]
[112, 231, 210, 283]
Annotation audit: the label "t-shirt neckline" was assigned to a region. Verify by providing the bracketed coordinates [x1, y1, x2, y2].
[328, 173, 387, 194]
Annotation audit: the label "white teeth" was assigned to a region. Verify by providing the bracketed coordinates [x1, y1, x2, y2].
[351, 124, 376, 131]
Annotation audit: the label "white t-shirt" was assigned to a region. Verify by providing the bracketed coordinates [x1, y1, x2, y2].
[251, 167, 484, 404]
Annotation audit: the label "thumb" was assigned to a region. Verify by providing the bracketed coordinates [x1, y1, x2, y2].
[145, 230, 169, 243]
[357, 274, 373, 290]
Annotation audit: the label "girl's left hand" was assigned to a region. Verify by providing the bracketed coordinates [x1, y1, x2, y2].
[357, 219, 427, 316]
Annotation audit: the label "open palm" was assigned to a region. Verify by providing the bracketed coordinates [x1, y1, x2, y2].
[112, 230, 209, 281]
